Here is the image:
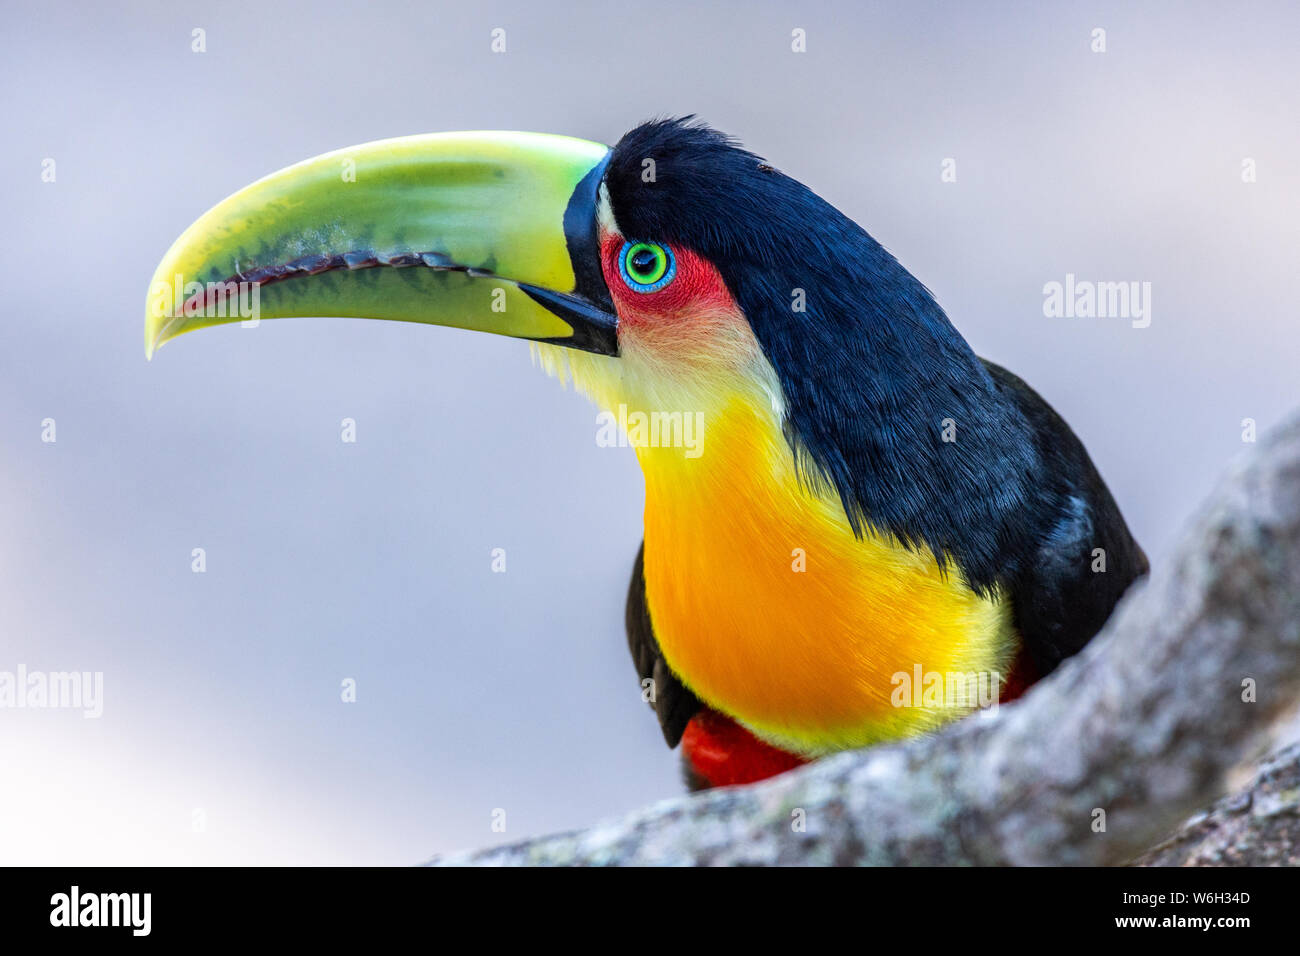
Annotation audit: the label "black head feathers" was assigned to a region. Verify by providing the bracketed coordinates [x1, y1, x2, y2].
[604, 118, 1048, 593]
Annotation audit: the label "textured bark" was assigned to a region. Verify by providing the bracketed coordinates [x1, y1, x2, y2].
[430, 414, 1300, 866]
[1133, 740, 1300, 866]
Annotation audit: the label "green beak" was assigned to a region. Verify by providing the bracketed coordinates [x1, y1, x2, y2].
[144, 131, 617, 359]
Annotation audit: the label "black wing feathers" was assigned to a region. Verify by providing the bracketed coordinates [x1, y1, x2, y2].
[984, 361, 1148, 674]
[625, 542, 701, 747]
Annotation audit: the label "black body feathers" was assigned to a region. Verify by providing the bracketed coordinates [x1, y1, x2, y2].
[609, 119, 1146, 740]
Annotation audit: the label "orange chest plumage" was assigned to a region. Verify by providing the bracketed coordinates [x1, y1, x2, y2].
[638, 401, 1016, 756]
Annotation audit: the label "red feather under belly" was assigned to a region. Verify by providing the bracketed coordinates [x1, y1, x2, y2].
[683, 649, 1040, 789]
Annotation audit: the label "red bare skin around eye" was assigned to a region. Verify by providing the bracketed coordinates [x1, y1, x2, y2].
[599, 234, 739, 333]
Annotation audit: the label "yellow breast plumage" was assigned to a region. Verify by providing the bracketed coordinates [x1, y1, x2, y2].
[639, 396, 1015, 755]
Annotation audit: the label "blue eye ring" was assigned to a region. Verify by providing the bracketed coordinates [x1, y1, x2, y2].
[618, 240, 676, 293]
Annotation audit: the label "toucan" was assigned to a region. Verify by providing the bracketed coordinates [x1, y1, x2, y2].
[145, 118, 1148, 790]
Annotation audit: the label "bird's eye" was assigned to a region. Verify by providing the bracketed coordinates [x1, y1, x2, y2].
[618, 241, 676, 293]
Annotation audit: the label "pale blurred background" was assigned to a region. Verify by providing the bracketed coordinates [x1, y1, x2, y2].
[1, 0, 1297, 864]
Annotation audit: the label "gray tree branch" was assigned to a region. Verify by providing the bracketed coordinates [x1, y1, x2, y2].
[431, 413, 1300, 866]
[1132, 739, 1300, 866]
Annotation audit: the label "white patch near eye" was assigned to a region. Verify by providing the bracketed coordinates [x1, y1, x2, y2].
[543, 183, 791, 443]
[596, 182, 621, 238]
[531, 309, 788, 439]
